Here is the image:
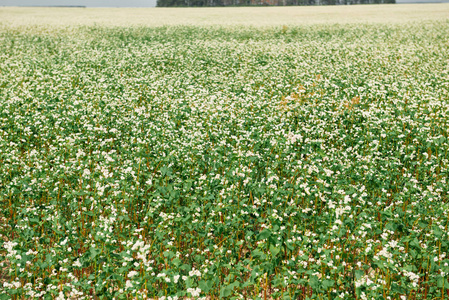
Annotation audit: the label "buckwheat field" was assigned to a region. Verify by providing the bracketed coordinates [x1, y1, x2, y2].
[1, 5, 449, 300]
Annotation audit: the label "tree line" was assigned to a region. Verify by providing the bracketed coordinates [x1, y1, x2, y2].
[158, 0, 395, 7]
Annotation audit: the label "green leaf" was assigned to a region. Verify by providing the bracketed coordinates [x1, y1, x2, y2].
[220, 285, 233, 298]
[172, 258, 181, 266]
[90, 247, 101, 259]
[0, 293, 10, 300]
[433, 226, 443, 238]
[309, 276, 319, 289]
[269, 244, 280, 257]
[251, 249, 265, 259]
[29, 218, 39, 224]
[354, 270, 364, 280]
[322, 279, 335, 289]
[437, 276, 449, 289]
[180, 264, 191, 271]
[163, 250, 175, 259]
[257, 229, 271, 240]
[199, 280, 213, 293]
[229, 280, 240, 289]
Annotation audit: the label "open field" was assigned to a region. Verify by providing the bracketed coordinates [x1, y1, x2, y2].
[1, 4, 449, 27]
[1, 6, 449, 300]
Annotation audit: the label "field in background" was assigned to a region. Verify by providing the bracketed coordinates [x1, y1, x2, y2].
[0, 4, 449, 27]
[1, 5, 449, 300]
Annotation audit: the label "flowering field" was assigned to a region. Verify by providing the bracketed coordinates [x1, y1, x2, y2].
[1, 20, 449, 300]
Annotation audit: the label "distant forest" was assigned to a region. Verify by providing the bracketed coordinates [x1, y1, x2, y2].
[157, 0, 394, 7]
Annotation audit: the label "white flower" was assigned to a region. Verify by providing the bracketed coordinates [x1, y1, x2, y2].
[174, 275, 180, 283]
[128, 271, 139, 278]
[125, 280, 133, 289]
[13, 281, 21, 289]
[55, 291, 65, 300]
[187, 287, 201, 297]
[82, 169, 91, 177]
[189, 268, 201, 277]
[73, 259, 82, 268]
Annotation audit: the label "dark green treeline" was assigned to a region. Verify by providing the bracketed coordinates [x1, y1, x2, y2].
[158, 0, 395, 7]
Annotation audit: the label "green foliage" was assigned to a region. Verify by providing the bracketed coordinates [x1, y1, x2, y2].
[0, 22, 448, 299]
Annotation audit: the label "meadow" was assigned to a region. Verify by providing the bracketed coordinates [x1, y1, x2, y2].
[1, 5, 449, 299]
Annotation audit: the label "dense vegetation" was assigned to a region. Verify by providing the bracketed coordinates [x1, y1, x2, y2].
[156, 0, 394, 7]
[0, 23, 449, 299]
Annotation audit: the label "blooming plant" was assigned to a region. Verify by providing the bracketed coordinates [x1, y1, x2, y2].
[0, 22, 449, 299]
